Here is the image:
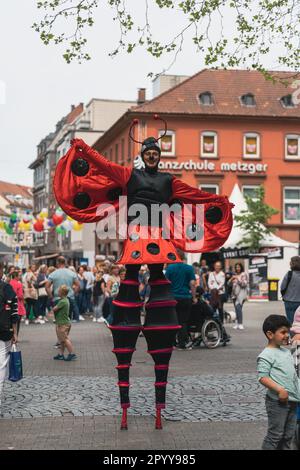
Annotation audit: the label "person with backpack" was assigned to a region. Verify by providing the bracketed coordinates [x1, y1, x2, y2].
[280, 256, 300, 324]
[0, 262, 18, 406]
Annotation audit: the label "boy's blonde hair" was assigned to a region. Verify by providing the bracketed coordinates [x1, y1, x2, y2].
[60, 285, 69, 297]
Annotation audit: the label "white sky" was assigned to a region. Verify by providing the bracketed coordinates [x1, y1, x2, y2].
[0, 0, 288, 186]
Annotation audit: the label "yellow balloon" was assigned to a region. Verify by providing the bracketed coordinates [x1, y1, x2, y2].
[0, 220, 5, 230]
[72, 221, 83, 231]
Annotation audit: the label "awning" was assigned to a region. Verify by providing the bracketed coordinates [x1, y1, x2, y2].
[33, 253, 59, 261]
[0, 241, 14, 255]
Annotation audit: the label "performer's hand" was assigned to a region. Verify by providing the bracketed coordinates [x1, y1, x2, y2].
[70, 138, 87, 150]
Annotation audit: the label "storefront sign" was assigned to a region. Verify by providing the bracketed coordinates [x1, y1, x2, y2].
[157, 159, 268, 174]
[259, 246, 284, 259]
[248, 254, 268, 301]
[134, 156, 268, 174]
[221, 247, 251, 259]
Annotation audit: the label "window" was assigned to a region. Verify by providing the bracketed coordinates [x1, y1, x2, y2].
[281, 95, 295, 108]
[199, 92, 213, 106]
[240, 94, 256, 107]
[200, 184, 219, 194]
[115, 143, 119, 163]
[285, 135, 300, 159]
[242, 185, 260, 201]
[159, 130, 175, 156]
[243, 133, 260, 159]
[121, 138, 125, 163]
[284, 187, 300, 224]
[201, 131, 218, 158]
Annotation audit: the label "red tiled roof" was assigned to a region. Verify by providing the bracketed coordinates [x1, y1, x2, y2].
[66, 103, 84, 124]
[0, 181, 33, 209]
[0, 208, 9, 217]
[132, 69, 300, 118]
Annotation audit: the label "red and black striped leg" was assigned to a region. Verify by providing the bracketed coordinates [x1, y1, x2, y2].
[110, 264, 142, 430]
[121, 407, 128, 430]
[144, 264, 181, 429]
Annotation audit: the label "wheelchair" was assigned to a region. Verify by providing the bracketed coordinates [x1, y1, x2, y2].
[187, 298, 230, 349]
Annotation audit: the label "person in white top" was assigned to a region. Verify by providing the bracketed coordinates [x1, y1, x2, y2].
[83, 265, 95, 314]
[208, 261, 226, 323]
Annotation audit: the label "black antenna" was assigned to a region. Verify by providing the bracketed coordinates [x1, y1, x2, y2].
[129, 119, 143, 144]
[129, 115, 168, 144]
[154, 115, 167, 141]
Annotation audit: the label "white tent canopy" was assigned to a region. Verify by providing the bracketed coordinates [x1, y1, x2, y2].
[223, 184, 297, 249]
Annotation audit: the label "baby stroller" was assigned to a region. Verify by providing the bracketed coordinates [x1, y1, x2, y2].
[187, 288, 230, 349]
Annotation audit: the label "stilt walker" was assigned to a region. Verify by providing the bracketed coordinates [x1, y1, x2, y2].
[53, 115, 233, 430]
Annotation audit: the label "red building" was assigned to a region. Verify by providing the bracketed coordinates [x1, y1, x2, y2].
[93, 69, 300, 255]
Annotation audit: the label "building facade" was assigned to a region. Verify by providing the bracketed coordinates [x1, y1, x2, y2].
[92, 69, 300, 258]
[30, 99, 136, 265]
[0, 180, 33, 265]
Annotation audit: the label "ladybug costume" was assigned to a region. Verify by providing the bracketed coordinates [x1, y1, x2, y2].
[53, 116, 233, 430]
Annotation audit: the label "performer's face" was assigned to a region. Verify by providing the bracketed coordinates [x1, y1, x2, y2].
[143, 150, 160, 169]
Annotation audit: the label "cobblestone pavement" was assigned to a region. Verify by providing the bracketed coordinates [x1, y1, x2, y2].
[0, 302, 284, 449]
[1, 373, 265, 421]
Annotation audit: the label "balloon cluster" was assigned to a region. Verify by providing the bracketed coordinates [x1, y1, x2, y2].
[0, 208, 84, 235]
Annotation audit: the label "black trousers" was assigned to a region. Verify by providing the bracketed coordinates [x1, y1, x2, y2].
[175, 298, 192, 347]
[111, 263, 179, 410]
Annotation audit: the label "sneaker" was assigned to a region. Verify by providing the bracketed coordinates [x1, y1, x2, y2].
[92, 318, 97, 322]
[65, 353, 77, 361]
[233, 324, 239, 330]
[25, 319, 29, 326]
[53, 354, 65, 360]
[175, 345, 192, 351]
[97, 318, 105, 323]
[192, 338, 202, 348]
[79, 315, 85, 321]
[34, 319, 40, 324]
[39, 320, 45, 325]
[103, 319, 109, 327]
[238, 324, 244, 330]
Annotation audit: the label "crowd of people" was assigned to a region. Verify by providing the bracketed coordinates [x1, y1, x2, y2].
[0, 255, 251, 351]
[2, 254, 300, 449]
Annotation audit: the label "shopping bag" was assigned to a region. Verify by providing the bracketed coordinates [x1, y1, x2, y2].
[8, 344, 23, 382]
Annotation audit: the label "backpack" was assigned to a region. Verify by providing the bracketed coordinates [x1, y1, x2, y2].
[281, 271, 293, 297]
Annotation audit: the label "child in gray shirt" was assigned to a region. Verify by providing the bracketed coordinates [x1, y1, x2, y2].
[257, 314, 300, 450]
